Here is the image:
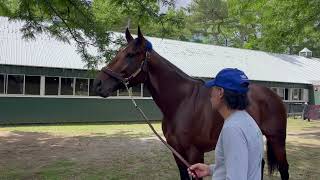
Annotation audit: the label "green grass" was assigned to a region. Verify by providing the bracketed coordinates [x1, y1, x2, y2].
[286, 118, 320, 131]
[1, 118, 318, 137]
[0, 118, 319, 180]
[0, 122, 163, 137]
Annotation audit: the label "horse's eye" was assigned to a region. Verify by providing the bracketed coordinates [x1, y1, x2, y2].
[127, 53, 135, 58]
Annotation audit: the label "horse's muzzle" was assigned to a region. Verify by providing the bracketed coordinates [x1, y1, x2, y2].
[93, 79, 108, 97]
[93, 78, 120, 98]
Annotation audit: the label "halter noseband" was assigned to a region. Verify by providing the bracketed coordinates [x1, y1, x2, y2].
[101, 40, 152, 85]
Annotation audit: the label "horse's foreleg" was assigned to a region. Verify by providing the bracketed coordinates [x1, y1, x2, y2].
[185, 146, 205, 180]
[173, 153, 191, 180]
[172, 145, 204, 180]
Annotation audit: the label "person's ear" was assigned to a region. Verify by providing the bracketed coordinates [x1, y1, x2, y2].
[219, 88, 224, 99]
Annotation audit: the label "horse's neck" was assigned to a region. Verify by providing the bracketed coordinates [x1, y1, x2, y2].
[145, 51, 198, 117]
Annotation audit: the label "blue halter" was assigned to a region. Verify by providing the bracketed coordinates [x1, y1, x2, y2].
[145, 40, 153, 52]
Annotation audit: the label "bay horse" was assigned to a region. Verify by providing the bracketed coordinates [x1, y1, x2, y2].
[93, 28, 289, 180]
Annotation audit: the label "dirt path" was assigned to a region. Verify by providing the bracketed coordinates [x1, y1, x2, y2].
[0, 122, 319, 180]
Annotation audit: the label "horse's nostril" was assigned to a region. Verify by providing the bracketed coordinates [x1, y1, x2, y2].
[93, 80, 102, 93]
[96, 80, 102, 87]
[97, 86, 102, 92]
[93, 80, 100, 87]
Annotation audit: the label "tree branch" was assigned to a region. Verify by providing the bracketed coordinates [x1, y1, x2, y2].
[44, 0, 94, 46]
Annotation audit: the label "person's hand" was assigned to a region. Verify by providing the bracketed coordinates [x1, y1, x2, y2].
[187, 163, 211, 178]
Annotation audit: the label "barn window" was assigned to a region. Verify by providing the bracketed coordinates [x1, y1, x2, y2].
[278, 88, 289, 101]
[25, 76, 41, 95]
[142, 83, 151, 97]
[271, 87, 278, 93]
[60, 77, 74, 95]
[285, 88, 289, 100]
[7, 74, 24, 94]
[278, 88, 284, 99]
[292, 88, 303, 101]
[299, 89, 303, 100]
[45, 76, 59, 95]
[89, 79, 96, 96]
[75, 78, 89, 96]
[0, 74, 4, 94]
[131, 84, 142, 97]
[119, 87, 129, 96]
[88, 79, 117, 96]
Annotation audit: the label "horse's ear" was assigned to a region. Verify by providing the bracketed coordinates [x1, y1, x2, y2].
[137, 26, 144, 43]
[125, 28, 133, 43]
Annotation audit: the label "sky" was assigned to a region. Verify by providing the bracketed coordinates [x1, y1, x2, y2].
[175, 0, 192, 8]
[159, 0, 192, 14]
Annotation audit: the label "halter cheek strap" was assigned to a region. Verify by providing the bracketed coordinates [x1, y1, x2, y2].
[146, 40, 153, 51]
[101, 40, 152, 84]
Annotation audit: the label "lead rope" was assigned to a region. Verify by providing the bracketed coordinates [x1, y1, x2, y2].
[123, 82, 199, 180]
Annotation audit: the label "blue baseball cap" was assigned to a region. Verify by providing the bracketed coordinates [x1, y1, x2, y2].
[205, 68, 249, 94]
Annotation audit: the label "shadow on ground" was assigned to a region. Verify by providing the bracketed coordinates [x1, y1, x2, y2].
[0, 128, 319, 180]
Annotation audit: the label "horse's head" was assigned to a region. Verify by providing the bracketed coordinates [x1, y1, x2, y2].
[93, 27, 151, 97]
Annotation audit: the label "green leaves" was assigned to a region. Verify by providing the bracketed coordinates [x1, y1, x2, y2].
[0, 0, 188, 68]
[249, 0, 320, 56]
[188, 0, 320, 57]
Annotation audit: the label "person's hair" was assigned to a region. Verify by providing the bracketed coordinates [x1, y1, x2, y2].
[223, 89, 249, 110]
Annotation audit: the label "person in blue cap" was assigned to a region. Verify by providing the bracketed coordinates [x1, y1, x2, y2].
[188, 68, 264, 180]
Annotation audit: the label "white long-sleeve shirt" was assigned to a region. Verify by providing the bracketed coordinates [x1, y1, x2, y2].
[210, 110, 264, 180]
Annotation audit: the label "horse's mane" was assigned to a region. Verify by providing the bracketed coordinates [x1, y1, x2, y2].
[159, 55, 205, 84]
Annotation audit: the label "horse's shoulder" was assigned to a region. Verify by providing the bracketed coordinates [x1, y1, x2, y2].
[248, 84, 283, 105]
